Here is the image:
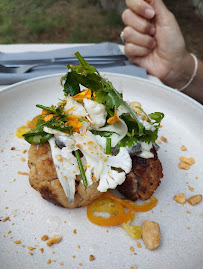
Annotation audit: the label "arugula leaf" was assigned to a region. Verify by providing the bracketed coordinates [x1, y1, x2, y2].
[59, 52, 164, 145]
[140, 130, 158, 144]
[23, 114, 73, 145]
[117, 136, 138, 148]
[90, 130, 119, 137]
[63, 72, 81, 96]
[75, 51, 98, 74]
[24, 133, 53, 144]
[149, 112, 164, 123]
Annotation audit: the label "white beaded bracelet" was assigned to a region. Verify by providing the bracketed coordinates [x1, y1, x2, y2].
[179, 53, 198, 91]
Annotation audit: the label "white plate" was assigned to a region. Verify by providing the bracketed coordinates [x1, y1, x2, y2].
[0, 73, 203, 269]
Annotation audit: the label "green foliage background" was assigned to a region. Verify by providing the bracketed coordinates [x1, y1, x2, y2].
[0, 0, 123, 44]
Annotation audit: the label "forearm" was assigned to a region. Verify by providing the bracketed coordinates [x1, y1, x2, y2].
[162, 52, 203, 104]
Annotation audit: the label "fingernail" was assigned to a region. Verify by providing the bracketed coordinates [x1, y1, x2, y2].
[145, 8, 155, 19]
[149, 26, 155, 35]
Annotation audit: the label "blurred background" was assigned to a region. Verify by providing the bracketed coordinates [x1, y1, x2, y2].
[0, 0, 202, 59]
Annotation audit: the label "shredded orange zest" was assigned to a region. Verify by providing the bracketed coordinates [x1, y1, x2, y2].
[102, 192, 158, 212]
[107, 107, 120, 124]
[26, 115, 41, 129]
[65, 115, 82, 132]
[87, 195, 135, 226]
[64, 106, 76, 113]
[93, 91, 96, 100]
[72, 89, 91, 101]
[42, 109, 54, 122]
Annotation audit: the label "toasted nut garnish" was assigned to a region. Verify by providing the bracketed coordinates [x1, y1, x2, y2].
[178, 162, 190, 170]
[41, 235, 49, 241]
[14, 240, 21, 244]
[47, 259, 51, 264]
[160, 136, 167, 143]
[141, 220, 160, 250]
[89, 255, 95, 261]
[179, 156, 195, 165]
[187, 194, 202, 206]
[46, 235, 62, 246]
[173, 193, 186, 204]
[181, 145, 187, 151]
[2, 216, 10, 222]
[130, 102, 142, 114]
[28, 246, 36, 250]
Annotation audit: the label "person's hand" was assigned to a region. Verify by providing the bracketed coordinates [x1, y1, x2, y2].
[121, 0, 194, 89]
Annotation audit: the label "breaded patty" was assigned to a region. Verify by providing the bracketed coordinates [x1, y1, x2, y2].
[28, 143, 102, 208]
[117, 147, 163, 200]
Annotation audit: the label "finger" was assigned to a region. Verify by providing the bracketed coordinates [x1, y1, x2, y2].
[128, 56, 146, 67]
[122, 9, 155, 35]
[124, 43, 152, 57]
[126, 0, 155, 19]
[123, 26, 156, 50]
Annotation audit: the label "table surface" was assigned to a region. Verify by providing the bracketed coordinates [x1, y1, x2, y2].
[0, 43, 162, 92]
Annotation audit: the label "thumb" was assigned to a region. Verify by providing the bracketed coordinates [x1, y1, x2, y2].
[147, 0, 172, 23]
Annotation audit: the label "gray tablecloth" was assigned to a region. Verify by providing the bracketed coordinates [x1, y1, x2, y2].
[0, 42, 146, 84]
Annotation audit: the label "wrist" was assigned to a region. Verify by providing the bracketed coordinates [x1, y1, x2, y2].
[161, 52, 195, 90]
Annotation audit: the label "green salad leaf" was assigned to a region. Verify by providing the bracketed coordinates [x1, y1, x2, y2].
[149, 112, 164, 123]
[23, 52, 164, 146]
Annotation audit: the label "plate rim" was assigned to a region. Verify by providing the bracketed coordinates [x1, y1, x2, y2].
[1, 72, 202, 110]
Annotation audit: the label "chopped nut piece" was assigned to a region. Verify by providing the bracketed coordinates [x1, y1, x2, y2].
[2, 216, 10, 222]
[160, 136, 167, 143]
[39, 248, 44, 253]
[56, 155, 63, 162]
[8, 230, 11, 234]
[136, 242, 142, 248]
[28, 246, 36, 250]
[41, 235, 49, 241]
[181, 145, 187, 151]
[21, 244, 25, 247]
[89, 255, 95, 261]
[141, 220, 161, 250]
[47, 259, 51, 264]
[17, 171, 29, 175]
[179, 156, 195, 165]
[73, 229, 77, 234]
[173, 193, 186, 204]
[59, 262, 64, 266]
[157, 140, 161, 144]
[130, 102, 141, 113]
[189, 187, 194, 192]
[14, 240, 21, 244]
[178, 162, 190, 170]
[130, 246, 134, 252]
[20, 157, 25, 162]
[187, 194, 202, 206]
[28, 252, 33, 256]
[11, 147, 16, 150]
[46, 235, 62, 246]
